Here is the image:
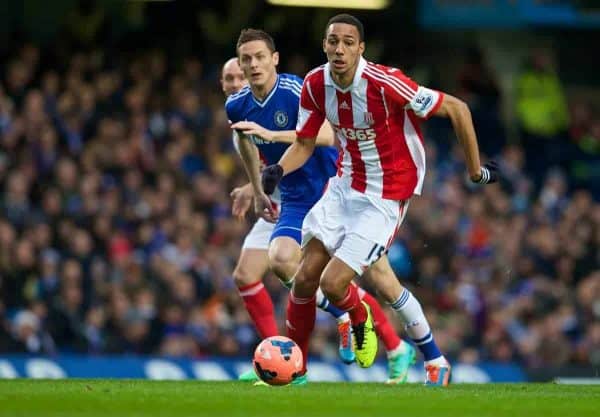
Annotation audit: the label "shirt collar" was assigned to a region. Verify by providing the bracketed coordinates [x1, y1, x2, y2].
[324, 56, 367, 92]
[251, 74, 280, 108]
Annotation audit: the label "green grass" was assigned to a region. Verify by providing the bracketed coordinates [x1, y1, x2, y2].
[0, 380, 598, 417]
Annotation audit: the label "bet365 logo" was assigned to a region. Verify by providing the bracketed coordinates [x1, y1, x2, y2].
[335, 127, 376, 141]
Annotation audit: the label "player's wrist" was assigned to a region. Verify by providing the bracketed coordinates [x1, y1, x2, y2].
[470, 171, 483, 183]
[471, 164, 497, 184]
[264, 129, 276, 142]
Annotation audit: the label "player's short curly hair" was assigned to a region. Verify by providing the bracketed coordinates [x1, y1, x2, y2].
[236, 29, 276, 54]
[325, 14, 365, 42]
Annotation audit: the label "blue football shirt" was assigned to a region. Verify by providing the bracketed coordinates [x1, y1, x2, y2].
[225, 73, 338, 207]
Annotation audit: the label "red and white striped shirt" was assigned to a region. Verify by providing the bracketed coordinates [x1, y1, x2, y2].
[296, 57, 443, 200]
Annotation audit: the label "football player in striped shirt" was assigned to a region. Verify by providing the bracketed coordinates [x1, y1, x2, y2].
[225, 30, 431, 384]
[262, 14, 500, 386]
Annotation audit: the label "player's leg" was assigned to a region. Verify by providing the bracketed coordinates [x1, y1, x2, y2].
[361, 263, 415, 384]
[315, 288, 355, 364]
[268, 235, 301, 286]
[233, 220, 279, 382]
[233, 248, 278, 338]
[356, 284, 405, 355]
[286, 237, 330, 375]
[269, 205, 354, 364]
[319, 190, 405, 369]
[348, 195, 449, 385]
[320, 251, 378, 368]
[234, 219, 279, 338]
[364, 255, 450, 386]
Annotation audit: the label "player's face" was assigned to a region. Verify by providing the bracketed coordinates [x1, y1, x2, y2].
[221, 59, 247, 96]
[323, 23, 365, 80]
[238, 40, 279, 90]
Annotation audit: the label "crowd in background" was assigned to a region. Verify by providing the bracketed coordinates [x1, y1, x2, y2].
[0, 28, 598, 369]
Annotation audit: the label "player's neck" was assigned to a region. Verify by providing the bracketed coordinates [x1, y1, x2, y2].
[330, 64, 358, 89]
[251, 73, 278, 101]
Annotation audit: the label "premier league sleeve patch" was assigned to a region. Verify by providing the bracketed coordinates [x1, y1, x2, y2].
[408, 87, 441, 118]
[274, 110, 289, 128]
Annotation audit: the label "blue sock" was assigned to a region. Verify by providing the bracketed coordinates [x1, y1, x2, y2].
[411, 332, 442, 361]
[317, 296, 346, 319]
[390, 288, 443, 362]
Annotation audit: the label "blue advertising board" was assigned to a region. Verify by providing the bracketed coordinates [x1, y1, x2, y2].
[0, 355, 526, 382]
[419, 0, 600, 29]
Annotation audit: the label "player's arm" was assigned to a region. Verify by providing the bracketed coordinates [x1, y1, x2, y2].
[432, 94, 481, 181]
[279, 136, 317, 175]
[235, 130, 264, 195]
[236, 130, 279, 222]
[230, 182, 254, 220]
[231, 120, 335, 146]
[431, 94, 499, 183]
[261, 77, 325, 195]
[381, 67, 499, 184]
[261, 136, 316, 196]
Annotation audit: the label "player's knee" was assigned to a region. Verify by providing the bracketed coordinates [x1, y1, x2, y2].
[232, 264, 260, 288]
[269, 249, 299, 278]
[292, 257, 322, 294]
[293, 268, 320, 296]
[320, 274, 345, 301]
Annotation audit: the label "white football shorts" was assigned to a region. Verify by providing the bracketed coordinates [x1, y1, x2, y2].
[241, 218, 275, 251]
[301, 176, 409, 276]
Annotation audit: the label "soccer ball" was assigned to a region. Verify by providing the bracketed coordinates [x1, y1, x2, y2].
[253, 336, 303, 386]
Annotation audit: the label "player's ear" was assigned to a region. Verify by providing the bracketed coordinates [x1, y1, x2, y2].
[273, 51, 279, 66]
[359, 41, 365, 55]
[322, 38, 327, 53]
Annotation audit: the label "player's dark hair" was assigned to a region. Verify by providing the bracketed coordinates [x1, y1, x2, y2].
[236, 29, 276, 54]
[325, 14, 365, 42]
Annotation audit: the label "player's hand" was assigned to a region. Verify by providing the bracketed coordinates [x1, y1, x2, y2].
[471, 161, 499, 184]
[230, 184, 253, 220]
[261, 164, 284, 195]
[231, 121, 275, 142]
[255, 191, 279, 223]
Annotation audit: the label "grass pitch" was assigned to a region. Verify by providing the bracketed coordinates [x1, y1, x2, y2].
[0, 379, 598, 417]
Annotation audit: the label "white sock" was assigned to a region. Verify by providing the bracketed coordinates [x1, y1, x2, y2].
[390, 289, 444, 362]
[424, 357, 447, 366]
[316, 287, 327, 308]
[336, 313, 350, 324]
[390, 289, 431, 340]
[387, 341, 408, 358]
[316, 287, 349, 323]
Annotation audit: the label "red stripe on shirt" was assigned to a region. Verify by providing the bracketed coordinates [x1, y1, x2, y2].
[336, 90, 366, 192]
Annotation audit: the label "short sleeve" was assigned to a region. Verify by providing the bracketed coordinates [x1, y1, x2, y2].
[296, 78, 325, 139]
[375, 66, 443, 119]
[225, 98, 240, 124]
[406, 86, 444, 119]
[376, 67, 419, 106]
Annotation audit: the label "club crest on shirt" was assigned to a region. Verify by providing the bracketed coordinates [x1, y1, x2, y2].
[274, 110, 288, 128]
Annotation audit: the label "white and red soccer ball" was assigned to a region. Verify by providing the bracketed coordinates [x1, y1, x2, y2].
[253, 336, 303, 386]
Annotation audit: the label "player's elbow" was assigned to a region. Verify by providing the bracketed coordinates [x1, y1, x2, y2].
[441, 94, 471, 120]
[297, 137, 317, 153]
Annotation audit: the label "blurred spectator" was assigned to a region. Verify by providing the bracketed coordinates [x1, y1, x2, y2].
[62, 0, 110, 50]
[456, 46, 505, 157]
[567, 102, 600, 196]
[0, 35, 597, 371]
[515, 49, 570, 184]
